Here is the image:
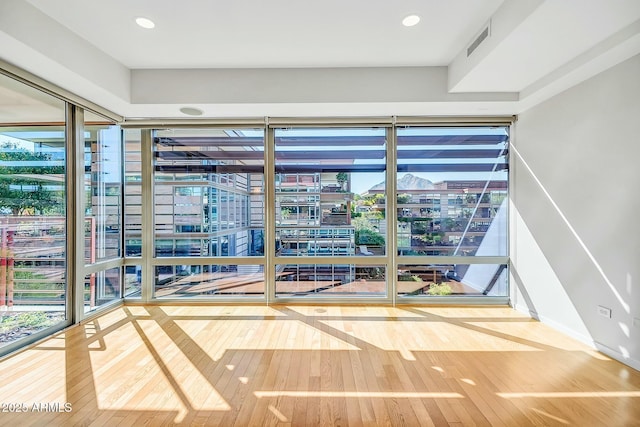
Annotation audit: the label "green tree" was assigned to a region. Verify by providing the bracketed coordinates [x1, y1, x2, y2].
[280, 207, 291, 219]
[352, 216, 385, 246]
[443, 217, 458, 231]
[0, 142, 65, 215]
[411, 219, 430, 235]
[426, 282, 452, 296]
[362, 193, 385, 206]
[397, 193, 412, 204]
[335, 172, 348, 191]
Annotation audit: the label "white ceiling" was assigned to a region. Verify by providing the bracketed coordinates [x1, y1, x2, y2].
[25, 0, 504, 69]
[1, 0, 640, 119]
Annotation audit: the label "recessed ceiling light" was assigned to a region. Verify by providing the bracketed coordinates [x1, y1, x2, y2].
[180, 107, 203, 116]
[135, 17, 155, 29]
[402, 14, 421, 27]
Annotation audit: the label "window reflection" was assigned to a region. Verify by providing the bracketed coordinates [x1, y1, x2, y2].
[0, 73, 67, 348]
[153, 129, 265, 258]
[397, 264, 508, 297]
[274, 127, 387, 257]
[396, 128, 508, 257]
[155, 264, 264, 297]
[275, 264, 386, 297]
[85, 123, 123, 262]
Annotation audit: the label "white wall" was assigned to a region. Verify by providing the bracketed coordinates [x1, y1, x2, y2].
[512, 54, 640, 370]
[0, 0, 130, 112]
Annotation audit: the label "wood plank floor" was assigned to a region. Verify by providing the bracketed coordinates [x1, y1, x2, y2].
[0, 305, 639, 426]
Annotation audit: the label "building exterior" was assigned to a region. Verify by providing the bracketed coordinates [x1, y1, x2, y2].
[366, 178, 508, 257]
[276, 172, 355, 257]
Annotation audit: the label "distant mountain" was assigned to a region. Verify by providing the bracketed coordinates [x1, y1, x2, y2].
[368, 174, 434, 191]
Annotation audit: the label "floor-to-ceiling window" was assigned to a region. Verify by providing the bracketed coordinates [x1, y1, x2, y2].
[395, 126, 509, 298]
[0, 66, 124, 355]
[152, 128, 265, 298]
[84, 113, 123, 312]
[132, 121, 510, 302]
[0, 64, 511, 356]
[123, 128, 142, 296]
[0, 73, 68, 348]
[274, 126, 388, 298]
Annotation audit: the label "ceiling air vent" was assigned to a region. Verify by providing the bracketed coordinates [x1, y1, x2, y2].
[467, 22, 490, 57]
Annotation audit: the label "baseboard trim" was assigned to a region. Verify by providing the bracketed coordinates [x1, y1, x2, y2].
[595, 342, 640, 372]
[513, 303, 640, 372]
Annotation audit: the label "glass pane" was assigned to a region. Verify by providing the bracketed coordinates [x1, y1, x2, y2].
[275, 264, 386, 297]
[124, 265, 141, 297]
[275, 128, 387, 257]
[85, 122, 122, 262]
[124, 129, 142, 257]
[84, 267, 120, 312]
[155, 264, 264, 297]
[0, 73, 67, 348]
[154, 129, 264, 257]
[277, 228, 355, 256]
[397, 264, 508, 297]
[396, 127, 508, 256]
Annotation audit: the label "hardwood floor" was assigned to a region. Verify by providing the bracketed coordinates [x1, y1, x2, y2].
[0, 305, 638, 426]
